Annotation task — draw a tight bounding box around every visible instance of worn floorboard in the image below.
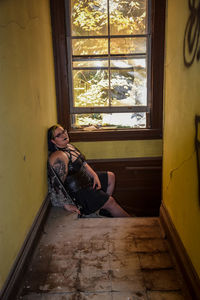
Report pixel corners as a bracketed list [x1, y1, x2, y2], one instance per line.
[16, 208, 190, 300]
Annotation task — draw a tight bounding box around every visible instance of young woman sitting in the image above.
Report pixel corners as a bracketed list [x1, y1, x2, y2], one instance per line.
[47, 124, 130, 217]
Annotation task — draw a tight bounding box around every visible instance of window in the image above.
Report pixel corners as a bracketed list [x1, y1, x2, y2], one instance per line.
[50, 0, 165, 141]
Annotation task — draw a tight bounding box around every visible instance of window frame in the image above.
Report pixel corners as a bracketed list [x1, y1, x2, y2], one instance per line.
[50, 0, 166, 142]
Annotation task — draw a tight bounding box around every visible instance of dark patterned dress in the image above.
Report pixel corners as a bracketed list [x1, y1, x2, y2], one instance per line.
[48, 145, 109, 214]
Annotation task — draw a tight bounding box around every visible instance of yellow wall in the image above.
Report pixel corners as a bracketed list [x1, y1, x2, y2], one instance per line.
[0, 0, 57, 289]
[163, 0, 200, 277]
[75, 139, 162, 160]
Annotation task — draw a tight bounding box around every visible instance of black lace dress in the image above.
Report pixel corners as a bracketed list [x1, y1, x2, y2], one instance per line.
[52, 145, 109, 215]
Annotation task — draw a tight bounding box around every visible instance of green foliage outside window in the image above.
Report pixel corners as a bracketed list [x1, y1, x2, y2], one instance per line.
[69, 0, 147, 129]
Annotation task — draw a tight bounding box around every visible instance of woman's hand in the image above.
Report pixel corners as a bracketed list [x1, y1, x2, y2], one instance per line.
[83, 163, 101, 190]
[64, 204, 80, 214]
[92, 174, 101, 190]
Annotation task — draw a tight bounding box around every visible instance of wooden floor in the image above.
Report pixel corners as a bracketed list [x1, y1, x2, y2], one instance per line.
[16, 208, 190, 299]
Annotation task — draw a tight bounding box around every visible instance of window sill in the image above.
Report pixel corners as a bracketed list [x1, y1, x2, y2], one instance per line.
[69, 128, 162, 142]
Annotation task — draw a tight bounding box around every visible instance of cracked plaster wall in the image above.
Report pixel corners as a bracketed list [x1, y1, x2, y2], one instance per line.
[163, 0, 200, 277]
[0, 0, 57, 289]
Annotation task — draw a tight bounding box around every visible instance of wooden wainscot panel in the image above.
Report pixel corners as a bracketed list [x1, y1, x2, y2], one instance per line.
[88, 157, 162, 217]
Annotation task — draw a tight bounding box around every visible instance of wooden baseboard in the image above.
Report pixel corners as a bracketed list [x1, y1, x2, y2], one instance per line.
[159, 203, 200, 300]
[0, 196, 51, 300]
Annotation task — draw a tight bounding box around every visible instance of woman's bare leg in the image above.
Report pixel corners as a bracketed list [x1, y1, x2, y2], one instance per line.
[101, 196, 130, 217]
[106, 171, 115, 196]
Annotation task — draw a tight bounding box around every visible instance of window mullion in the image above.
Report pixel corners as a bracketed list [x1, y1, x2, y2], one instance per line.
[107, 0, 111, 109]
[72, 106, 149, 114]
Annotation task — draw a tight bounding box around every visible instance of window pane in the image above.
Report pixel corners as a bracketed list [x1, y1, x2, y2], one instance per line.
[73, 69, 109, 107]
[110, 37, 146, 55]
[72, 112, 146, 128]
[110, 58, 147, 106]
[71, 0, 108, 36]
[72, 38, 108, 56]
[72, 58, 147, 107]
[110, 0, 147, 35]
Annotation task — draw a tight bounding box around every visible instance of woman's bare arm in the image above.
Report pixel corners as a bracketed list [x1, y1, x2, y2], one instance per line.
[49, 151, 80, 214]
[84, 163, 101, 190]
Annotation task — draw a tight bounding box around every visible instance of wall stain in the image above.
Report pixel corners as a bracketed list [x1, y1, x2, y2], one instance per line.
[0, 17, 39, 30]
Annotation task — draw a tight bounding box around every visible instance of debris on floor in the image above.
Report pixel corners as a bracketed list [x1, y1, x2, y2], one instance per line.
[16, 207, 190, 299]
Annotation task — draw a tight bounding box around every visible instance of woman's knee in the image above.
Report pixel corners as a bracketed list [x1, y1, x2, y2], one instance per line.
[108, 171, 115, 185]
[107, 172, 115, 195]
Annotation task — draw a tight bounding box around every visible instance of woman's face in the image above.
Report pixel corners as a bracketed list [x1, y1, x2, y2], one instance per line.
[51, 126, 69, 148]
